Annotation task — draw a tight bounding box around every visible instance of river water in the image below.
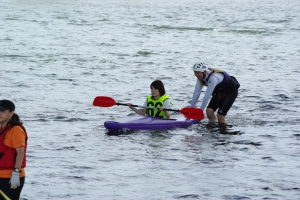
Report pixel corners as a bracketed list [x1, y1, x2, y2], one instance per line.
[1, 0, 300, 199]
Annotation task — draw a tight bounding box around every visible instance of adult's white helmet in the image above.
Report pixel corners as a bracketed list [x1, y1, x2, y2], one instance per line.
[193, 62, 208, 72]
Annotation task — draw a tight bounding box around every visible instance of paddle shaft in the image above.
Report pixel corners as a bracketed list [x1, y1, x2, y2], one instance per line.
[0, 190, 10, 200]
[117, 102, 177, 111]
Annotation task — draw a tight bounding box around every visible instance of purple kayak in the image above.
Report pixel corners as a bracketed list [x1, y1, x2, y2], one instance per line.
[104, 116, 199, 131]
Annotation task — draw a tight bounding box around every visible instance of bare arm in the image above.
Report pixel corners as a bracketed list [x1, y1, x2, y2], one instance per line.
[127, 103, 146, 116]
[164, 110, 171, 119]
[161, 99, 171, 118]
[14, 146, 24, 169]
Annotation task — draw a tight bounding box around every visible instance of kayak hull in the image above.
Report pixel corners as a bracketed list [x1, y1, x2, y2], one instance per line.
[104, 116, 199, 131]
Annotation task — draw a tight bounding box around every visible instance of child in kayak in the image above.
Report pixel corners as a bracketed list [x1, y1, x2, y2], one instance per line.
[127, 80, 172, 118]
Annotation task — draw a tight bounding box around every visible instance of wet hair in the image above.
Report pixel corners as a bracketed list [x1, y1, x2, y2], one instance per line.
[150, 80, 166, 96]
[9, 113, 23, 127]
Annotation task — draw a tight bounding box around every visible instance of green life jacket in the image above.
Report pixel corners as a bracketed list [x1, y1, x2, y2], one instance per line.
[146, 95, 170, 118]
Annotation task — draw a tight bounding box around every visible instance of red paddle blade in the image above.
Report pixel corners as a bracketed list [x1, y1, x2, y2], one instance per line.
[179, 107, 204, 120]
[93, 96, 117, 107]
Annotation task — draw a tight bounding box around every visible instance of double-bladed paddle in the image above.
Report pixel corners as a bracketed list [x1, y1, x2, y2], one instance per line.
[93, 96, 204, 120]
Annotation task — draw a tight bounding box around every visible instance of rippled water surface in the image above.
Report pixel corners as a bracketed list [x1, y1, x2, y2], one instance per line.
[1, 0, 300, 199]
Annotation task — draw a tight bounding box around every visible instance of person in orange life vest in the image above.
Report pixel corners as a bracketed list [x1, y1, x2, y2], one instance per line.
[191, 62, 240, 124]
[127, 80, 172, 118]
[0, 100, 27, 200]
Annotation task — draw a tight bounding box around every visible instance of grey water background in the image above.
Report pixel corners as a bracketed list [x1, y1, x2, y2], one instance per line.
[1, 0, 300, 199]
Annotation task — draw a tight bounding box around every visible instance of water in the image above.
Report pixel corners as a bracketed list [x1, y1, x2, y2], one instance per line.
[1, 0, 300, 199]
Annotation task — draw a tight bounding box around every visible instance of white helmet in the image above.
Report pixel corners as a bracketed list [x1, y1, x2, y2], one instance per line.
[193, 62, 208, 72]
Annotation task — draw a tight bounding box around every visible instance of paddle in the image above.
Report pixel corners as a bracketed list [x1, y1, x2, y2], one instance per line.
[93, 96, 204, 120]
[0, 190, 10, 200]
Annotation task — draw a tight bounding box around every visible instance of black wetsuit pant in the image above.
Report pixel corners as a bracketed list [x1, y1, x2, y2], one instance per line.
[0, 177, 25, 200]
[207, 89, 238, 116]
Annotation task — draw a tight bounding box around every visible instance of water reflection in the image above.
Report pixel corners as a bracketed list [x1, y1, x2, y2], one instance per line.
[203, 121, 243, 135]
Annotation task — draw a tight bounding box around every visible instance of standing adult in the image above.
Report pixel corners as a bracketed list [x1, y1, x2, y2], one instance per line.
[0, 100, 27, 200]
[190, 62, 240, 124]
